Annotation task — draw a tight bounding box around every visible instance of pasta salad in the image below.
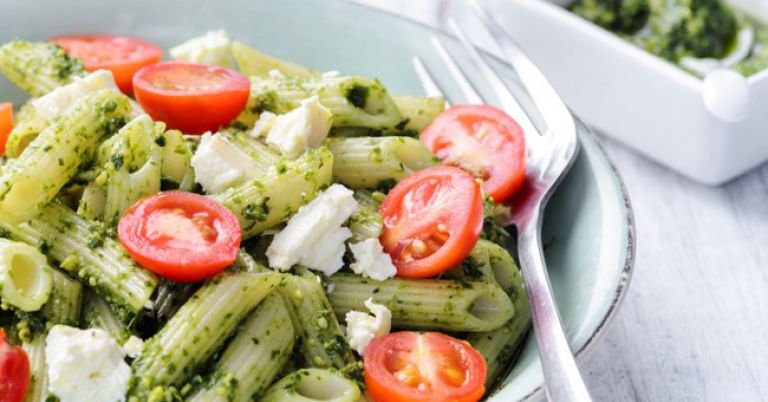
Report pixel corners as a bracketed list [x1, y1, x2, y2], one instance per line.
[0, 30, 530, 402]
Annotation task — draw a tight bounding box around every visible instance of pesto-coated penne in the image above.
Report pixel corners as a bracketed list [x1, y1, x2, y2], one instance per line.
[157, 129, 193, 187]
[278, 274, 360, 379]
[260, 368, 361, 402]
[22, 333, 51, 402]
[326, 273, 515, 332]
[101, 115, 163, 226]
[39, 268, 83, 327]
[211, 147, 333, 239]
[0, 90, 130, 223]
[82, 289, 132, 344]
[221, 130, 281, 174]
[324, 136, 438, 189]
[129, 272, 282, 396]
[0, 238, 53, 312]
[391, 95, 446, 133]
[244, 74, 403, 129]
[231, 41, 317, 79]
[4, 102, 48, 158]
[465, 241, 532, 387]
[0, 40, 85, 97]
[187, 293, 295, 402]
[349, 190, 384, 242]
[76, 182, 107, 221]
[0, 201, 157, 323]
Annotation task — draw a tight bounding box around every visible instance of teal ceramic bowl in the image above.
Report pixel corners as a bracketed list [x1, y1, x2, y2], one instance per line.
[0, 1, 635, 400]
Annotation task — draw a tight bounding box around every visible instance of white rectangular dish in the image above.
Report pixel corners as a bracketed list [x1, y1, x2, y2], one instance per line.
[493, 0, 768, 184]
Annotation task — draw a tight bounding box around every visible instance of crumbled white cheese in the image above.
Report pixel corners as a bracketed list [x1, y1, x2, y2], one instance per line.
[266, 184, 358, 275]
[268, 69, 285, 79]
[45, 325, 131, 402]
[322, 70, 341, 78]
[190, 132, 260, 193]
[169, 29, 232, 67]
[345, 298, 392, 355]
[349, 238, 397, 281]
[250, 111, 278, 138]
[265, 96, 332, 159]
[32, 70, 119, 121]
[122, 335, 144, 358]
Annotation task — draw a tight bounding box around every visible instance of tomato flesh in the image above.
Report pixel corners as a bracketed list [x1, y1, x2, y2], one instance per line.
[132, 62, 250, 134]
[118, 191, 241, 282]
[364, 332, 487, 402]
[380, 166, 483, 278]
[421, 105, 527, 203]
[0, 103, 13, 156]
[52, 35, 162, 94]
[0, 329, 30, 402]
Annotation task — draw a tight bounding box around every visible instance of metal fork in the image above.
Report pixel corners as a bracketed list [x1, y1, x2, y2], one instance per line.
[411, 1, 590, 401]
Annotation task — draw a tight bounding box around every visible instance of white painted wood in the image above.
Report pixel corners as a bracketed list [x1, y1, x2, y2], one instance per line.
[350, 1, 768, 400]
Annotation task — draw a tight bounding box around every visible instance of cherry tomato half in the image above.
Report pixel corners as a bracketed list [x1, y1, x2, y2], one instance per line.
[118, 191, 241, 282]
[0, 329, 30, 402]
[52, 35, 163, 94]
[0, 102, 13, 156]
[132, 62, 250, 134]
[364, 332, 487, 402]
[421, 105, 527, 203]
[380, 166, 483, 279]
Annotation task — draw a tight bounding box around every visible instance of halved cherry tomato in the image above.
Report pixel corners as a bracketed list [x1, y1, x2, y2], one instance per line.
[0, 102, 13, 156]
[118, 191, 241, 282]
[52, 35, 163, 94]
[421, 105, 526, 203]
[132, 62, 250, 134]
[364, 332, 487, 402]
[380, 166, 483, 279]
[0, 329, 30, 402]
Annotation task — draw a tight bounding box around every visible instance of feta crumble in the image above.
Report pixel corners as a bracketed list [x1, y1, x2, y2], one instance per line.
[32, 70, 119, 121]
[45, 325, 131, 402]
[265, 96, 332, 159]
[250, 111, 278, 138]
[345, 298, 392, 355]
[122, 335, 144, 358]
[169, 29, 232, 67]
[190, 132, 260, 193]
[266, 184, 357, 275]
[349, 238, 397, 281]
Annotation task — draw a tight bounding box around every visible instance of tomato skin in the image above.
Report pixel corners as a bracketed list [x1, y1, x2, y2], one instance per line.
[52, 35, 163, 94]
[0, 103, 13, 156]
[364, 332, 487, 402]
[0, 329, 30, 402]
[380, 166, 483, 279]
[132, 62, 250, 134]
[118, 191, 241, 282]
[421, 104, 526, 203]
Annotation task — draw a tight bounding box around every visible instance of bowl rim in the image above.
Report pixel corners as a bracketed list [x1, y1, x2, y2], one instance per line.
[338, 2, 637, 400]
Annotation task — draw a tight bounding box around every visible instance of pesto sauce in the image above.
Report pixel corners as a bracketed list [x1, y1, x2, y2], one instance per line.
[571, 0, 768, 76]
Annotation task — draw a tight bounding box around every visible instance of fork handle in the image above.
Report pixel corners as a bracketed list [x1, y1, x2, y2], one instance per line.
[518, 216, 592, 402]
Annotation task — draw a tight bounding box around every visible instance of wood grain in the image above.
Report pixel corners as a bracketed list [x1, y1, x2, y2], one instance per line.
[350, 1, 768, 400]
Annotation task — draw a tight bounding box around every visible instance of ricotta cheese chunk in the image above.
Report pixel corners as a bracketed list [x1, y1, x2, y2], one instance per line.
[265, 96, 332, 159]
[345, 298, 392, 355]
[32, 70, 119, 121]
[349, 238, 397, 281]
[191, 132, 260, 194]
[169, 29, 233, 67]
[45, 325, 131, 402]
[266, 184, 358, 275]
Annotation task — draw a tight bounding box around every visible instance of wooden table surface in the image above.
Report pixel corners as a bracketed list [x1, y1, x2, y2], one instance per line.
[351, 1, 768, 400]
